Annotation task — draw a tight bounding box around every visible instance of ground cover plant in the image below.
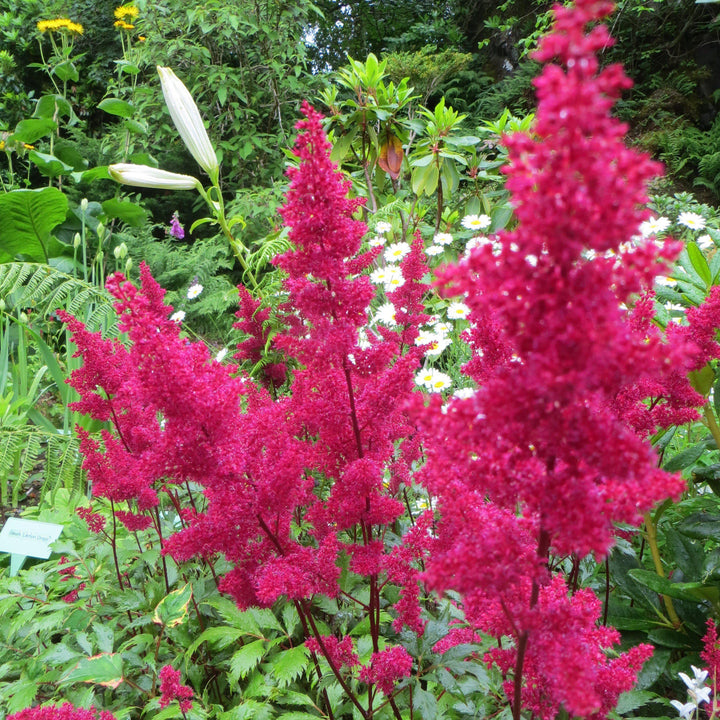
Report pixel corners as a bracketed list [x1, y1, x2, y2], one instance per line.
[8, 1, 720, 720]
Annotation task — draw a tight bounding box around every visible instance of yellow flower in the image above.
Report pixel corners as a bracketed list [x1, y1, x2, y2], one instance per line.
[37, 18, 84, 34]
[114, 5, 139, 20]
[0, 140, 5, 151]
[114, 20, 135, 30]
[138, 35, 146, 42]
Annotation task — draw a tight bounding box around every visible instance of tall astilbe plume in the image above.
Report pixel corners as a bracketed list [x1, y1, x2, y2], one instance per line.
[62, 103, 433, 708]
[414, 1, 687, 718]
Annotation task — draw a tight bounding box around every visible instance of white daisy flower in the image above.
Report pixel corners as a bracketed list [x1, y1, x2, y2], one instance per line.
[170, 310, 186, 322]
[453, 387, 475, 400]
[425, 245, 444, 256]
[375, 303, 397, 325]
[415, 329, 438, 346]
[415, 368, 451, 392]
[461, 214, 491, 231]
[655, 275, 676, 287]
[187, 283, 204, 299]
[370, 267, 390, 284]
[375, 221, 392, 234]
[369, 235, 387, 247]
[433, 321, 452, 335]
[425, 336, 452, 357]
[433, 232, 454, 246]
[697, 234, 714, 251]
[638, 216, 671, 237]
[384, 242, 411, 262]
[447, 301, 471, 320]
[678, 211, 706, 231]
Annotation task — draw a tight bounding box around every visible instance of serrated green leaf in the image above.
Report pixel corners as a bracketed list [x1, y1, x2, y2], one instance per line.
[268, 644, 308, 686]
[615, 690, 656, 714]
[229, 640, 267, 682]
[60, 653, 124, 688]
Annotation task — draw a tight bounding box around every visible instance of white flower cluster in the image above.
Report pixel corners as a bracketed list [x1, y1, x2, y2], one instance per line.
[671, 666, 712, 719]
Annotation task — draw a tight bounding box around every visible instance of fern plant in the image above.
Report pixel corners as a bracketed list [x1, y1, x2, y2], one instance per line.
[0, 262, 117, 512]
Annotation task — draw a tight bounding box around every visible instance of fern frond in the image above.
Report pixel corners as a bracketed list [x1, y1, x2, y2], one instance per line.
[0, 263, 116, 333]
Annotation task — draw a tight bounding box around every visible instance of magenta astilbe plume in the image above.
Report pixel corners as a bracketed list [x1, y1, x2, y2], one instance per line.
[8, 705, 116, 720]
[416, 0, 686, 716]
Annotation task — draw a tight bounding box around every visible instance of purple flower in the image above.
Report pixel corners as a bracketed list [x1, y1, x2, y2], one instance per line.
[169, 211, 185, 239]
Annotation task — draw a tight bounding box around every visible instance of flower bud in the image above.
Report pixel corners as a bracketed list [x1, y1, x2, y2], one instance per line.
[80, 198, 89, 212]
[125, 258, 133, 275]
[108, 163, 202, 190]
[19, 312, 28, 323]
[73, 232, 82, 249]
[157, 66, 219, 176]
[114, 242, 128, 260]
[96, 222, 105, 242]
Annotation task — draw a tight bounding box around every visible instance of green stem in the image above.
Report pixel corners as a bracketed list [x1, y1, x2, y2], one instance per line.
[644, 510, 682, 628]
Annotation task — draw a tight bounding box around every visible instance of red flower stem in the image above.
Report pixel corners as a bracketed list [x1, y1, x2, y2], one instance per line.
[153, 506, 170, 593]
[301, 599, 369, 719]
[512, 527, 551, 720]
[108, 499, 126, 591]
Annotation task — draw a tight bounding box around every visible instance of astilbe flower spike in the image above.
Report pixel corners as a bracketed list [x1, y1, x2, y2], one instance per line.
[62, 102, 433, 708]
[415, 0, 687, 717]
[8, 705, 116, 720]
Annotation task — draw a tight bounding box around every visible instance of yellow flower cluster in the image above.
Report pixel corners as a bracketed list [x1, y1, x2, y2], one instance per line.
[114, 20, 135, 30]
[114, 5, 139, 20]
[36, 18, 84, 34]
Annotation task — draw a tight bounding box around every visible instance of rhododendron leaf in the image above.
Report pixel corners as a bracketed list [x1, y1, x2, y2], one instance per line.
[677, 512, 720, 539]
[60, 653, 124, 688]
[330, 127, 358, 164]
[152, 583, 192, 628]
[628, 569, 720, 603]
[687, 242, 712, 289]
[646, 628, 693, 649]
[269, 645, 309, 687]
[663, 439, 713, 472]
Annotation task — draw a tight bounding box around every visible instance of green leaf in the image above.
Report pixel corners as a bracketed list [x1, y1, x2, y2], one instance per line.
[0, 187, 68, 263]
[687, 242, 712, 288]
[153, 583, 193, 628]
[414, 688, 438, 718]
[10, 118, 57, 144]
[268, 644, 308, 686]
[60, 653, 124, 689]
[678, 512, 720, 539]
[101, 198, 148, 228]
[34, 94, 73, 120]
[229, 640, 267, 682]
[628, 568, 720, 603]
[98, 97, 135, 118]
[28, 151, 73, 178]
[54, 60, 79, 83]
[614, 690, 656, 714]
[330, 128, 358, 164]
[663, 440, 710, 472]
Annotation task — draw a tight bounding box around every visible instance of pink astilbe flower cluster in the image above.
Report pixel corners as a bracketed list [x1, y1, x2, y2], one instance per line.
[62, 102, 433, 706]
[8, 705, 116, 720]
[414, 0, 688, 716]
[359, 645, 414, 696]
[158, 665, 194, 712]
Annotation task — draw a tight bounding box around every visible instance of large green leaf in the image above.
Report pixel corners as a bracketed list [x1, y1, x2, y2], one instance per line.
[0, 188, 68, 263]
[60, 653, 124, 689]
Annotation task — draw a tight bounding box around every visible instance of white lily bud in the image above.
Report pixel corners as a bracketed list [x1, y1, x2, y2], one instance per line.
[157, 66, 219, 176]
[108, 164, 202, 190]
